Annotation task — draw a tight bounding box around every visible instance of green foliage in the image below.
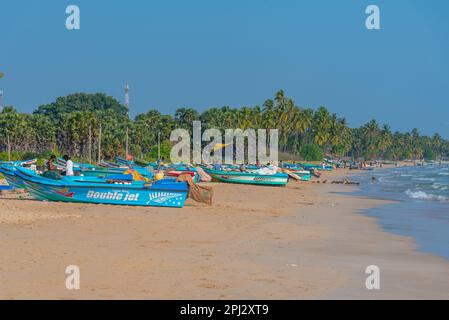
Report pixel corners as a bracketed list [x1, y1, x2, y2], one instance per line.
[299, 144, 324, 161]
[331, 145, 346, 157]
[1, 91, 449, 162]
[34, 93, 128, 122]
[423, 148, 436, 161]
[0, 151, 22, 161]
[400, 150, 413, 160]
[382, 149, 395, 161]
[144, 141, 172, 162]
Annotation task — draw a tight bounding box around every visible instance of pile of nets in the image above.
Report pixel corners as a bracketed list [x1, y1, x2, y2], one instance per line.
[176, 173, 213, 205]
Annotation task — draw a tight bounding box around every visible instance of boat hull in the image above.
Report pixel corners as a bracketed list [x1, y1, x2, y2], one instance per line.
[0, 164, 25, 189]
[291, 171, 312, 181]
[15, 168, 188, 208]
[203, 168, 289, 186]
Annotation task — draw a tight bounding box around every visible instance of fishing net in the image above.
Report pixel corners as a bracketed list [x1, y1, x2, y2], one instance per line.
[176, 173, 213, 205]
[42, 170, 63, 180]
[123, 168, 147, 181]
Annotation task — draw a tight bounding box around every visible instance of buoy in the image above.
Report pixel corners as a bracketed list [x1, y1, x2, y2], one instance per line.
[154, 172, 164, 181]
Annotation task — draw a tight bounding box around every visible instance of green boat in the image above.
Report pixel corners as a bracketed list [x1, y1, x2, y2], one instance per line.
[202, 167, 289, 186]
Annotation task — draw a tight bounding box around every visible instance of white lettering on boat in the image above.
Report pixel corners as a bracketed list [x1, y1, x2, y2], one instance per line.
[253, 177, 274, 181]
[86, 190, 139, 202]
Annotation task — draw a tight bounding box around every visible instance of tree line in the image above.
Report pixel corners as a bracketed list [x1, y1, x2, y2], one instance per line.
[1, 91, 448, 162]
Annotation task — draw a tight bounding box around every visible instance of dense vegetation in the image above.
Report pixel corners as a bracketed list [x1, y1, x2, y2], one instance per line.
[1, 91, 448, 162]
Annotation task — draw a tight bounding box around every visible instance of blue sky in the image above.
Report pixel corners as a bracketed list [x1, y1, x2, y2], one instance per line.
[1, 0, 449, 137]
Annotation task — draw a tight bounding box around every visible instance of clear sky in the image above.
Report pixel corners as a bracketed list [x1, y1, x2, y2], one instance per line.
[1, 0, 449, 137]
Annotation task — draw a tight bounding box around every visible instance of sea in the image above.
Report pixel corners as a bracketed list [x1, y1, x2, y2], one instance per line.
[350, 164, 449, 260]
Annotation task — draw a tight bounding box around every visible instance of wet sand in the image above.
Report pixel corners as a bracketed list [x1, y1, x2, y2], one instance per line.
[1, 168, 449, 299]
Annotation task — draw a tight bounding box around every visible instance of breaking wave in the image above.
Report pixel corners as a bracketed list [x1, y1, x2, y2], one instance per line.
[405, 189, 448, 202]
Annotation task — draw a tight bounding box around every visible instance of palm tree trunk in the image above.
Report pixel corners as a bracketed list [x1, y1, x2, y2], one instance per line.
[7, 133, 11, 162]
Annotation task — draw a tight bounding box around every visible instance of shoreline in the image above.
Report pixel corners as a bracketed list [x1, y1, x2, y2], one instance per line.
[345, 164, 449, 261]
[1, 168, 449, 299]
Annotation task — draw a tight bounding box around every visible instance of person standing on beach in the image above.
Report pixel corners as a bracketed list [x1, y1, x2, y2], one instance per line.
[63, 155, 74, 176]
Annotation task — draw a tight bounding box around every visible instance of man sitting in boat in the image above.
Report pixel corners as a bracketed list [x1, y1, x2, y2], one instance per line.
[46, 155, 57, 172]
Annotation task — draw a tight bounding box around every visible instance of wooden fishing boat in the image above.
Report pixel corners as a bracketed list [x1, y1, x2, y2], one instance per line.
[202, 167, 289, 186]
[15, 167, 189, 208]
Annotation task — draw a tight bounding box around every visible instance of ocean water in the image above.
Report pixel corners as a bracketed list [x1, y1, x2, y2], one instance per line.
[350, 165, 449, 260]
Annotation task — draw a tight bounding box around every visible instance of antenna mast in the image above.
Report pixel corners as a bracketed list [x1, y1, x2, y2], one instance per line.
[0, 90, 4, 113]
[125, 84, 130, 159]
[0, 71, 4, 112]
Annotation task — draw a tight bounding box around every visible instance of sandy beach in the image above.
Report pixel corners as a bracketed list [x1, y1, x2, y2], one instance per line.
[1, 168, 449, 300]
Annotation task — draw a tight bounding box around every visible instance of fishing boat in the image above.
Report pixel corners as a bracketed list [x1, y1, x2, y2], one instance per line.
[115, 157, 158, 170]
[115, 157, 135, 167]
[56, 158, 154, 179]
[134, 158, 155, 168]
[15, 167, 189, 208]
[300, 163, 334, 171]
[79, 165, 154, 179]
[0, 160, 36, 189]
[99, 160, 122, 168]
[289, 170, 312, 181]
[202, 167, 289, 186]
[166, 165, 201, 183]
[0, 185, 13, 191]
[280, 163, 312, 181]
[0, 164, 23, 189]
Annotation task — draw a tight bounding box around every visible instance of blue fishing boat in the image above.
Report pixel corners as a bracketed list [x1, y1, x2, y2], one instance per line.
[280, 163, 313, 181]
[290, 170, 312, 181]
[115, 156, 135, 167]
[0, 161, 34, 189]
[202, 167, 289, 186]
[15, 167, 189, 208]
[300, 163, 333, 171]
[56, 158, 154, 179]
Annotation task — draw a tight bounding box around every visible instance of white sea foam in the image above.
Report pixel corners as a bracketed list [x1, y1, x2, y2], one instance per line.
[405, 189, 448, 201]
[412, 177, 436, 182]
[431, 183, 449, 191]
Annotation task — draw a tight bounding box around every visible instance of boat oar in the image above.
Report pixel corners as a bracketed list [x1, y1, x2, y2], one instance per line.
[281, 169, 301, 181]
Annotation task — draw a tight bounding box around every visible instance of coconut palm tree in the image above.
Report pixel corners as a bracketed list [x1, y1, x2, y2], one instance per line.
[313, 106, 331, 147]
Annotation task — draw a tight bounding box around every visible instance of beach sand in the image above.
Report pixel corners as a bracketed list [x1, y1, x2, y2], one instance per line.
[1, 168, 449, 299]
